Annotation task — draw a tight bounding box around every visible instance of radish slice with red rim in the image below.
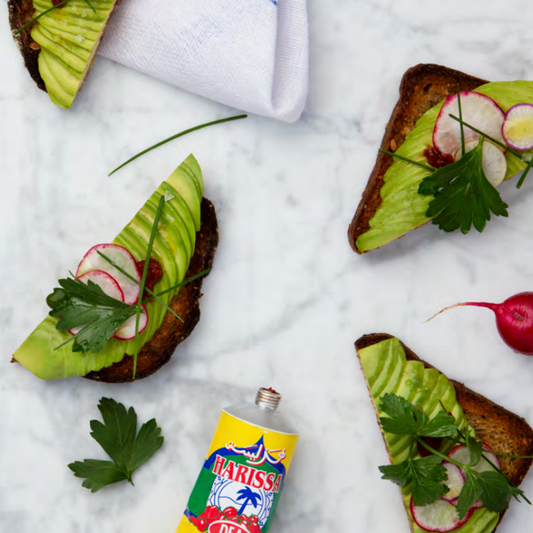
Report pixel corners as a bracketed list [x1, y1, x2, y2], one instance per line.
[454, 139, 507, 187]
[502, 103, 533, 151]
[410, 496, 473, 532]
[447, 443, 500, 510]
[433, 91, 504, 156]
[69, 270, 124, 335]
[441, 462, 465, 502]
[114, 304, 149, 340]
[77, 244, 141, 305]
[447, 444, 501, 473]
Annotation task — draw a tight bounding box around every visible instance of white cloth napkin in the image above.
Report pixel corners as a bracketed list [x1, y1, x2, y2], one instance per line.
[99, 0, 309, 122]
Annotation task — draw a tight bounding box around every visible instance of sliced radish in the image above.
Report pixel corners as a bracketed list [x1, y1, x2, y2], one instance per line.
[77, 244, 141, 305]
[411, 496, 473, 532]
[447, 444, 501, 473]
[114, 305, 149, 340]
[441, 462, 465, 502]
[69, 270, 124, 335]
[447, 443, 501, 510]
[502, 103, 533, 151]
[433, 92, 504, 156]
[454, 139, 507, 187]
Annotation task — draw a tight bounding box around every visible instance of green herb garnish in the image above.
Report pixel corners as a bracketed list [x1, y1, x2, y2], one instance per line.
[131, 195, 165, 379]
[48, 276, 137, 354]
[418, 137, 509, 233]
[109, 114, 248, 176]
[377, 393, 532, 518]
[68, 398, 164, 492]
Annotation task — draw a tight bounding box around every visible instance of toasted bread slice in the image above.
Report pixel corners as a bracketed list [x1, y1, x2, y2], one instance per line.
[8, 0, 45, 91]
[348, 64, 487, 254]
[8, 0, 120, 108]
[85, 197, 218, 383]
[355, 333, 533, 532]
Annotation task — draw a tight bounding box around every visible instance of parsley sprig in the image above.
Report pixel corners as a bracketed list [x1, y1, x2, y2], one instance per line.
[418, 137, 509, 233]
[48, 276, 137, 354]
[377, 394, 532, 518]
[68, 398, 164, 492]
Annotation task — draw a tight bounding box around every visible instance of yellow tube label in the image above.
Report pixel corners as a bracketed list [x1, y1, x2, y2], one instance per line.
[176, 409, 298, 533]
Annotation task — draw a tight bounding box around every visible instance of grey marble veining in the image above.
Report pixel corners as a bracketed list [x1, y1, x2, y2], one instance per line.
[2, 1, 533, 532]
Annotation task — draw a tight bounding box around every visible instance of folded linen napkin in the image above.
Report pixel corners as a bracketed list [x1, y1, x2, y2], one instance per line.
[99, 0, 309, 122]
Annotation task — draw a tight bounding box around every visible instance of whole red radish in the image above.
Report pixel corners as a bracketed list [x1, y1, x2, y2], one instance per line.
[429, 292, 533, 355]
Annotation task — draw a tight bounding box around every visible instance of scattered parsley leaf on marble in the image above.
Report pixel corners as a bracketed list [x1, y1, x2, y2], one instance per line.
[68, 398, 164, 492]
[418, 138, 509, 234]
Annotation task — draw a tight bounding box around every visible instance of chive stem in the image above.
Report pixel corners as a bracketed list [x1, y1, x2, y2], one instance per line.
[379, 149, 435, 172]
[132, 196, 165, 380]
[448, 114, 523, 160]
[142, 269, 210, 302]
[96, 250, 189, 323]
[15, 0, 72, 35]
[456, 85, 466, 157]
[109, 115, 248, 176]
[516, 157, 533, 189]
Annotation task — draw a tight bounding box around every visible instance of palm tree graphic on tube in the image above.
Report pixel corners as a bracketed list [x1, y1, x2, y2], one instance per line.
[236, 487, 261, 515]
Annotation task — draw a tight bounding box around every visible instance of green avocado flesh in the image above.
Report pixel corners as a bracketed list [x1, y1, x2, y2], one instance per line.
[358, 338, 500, 533]
[13, 155, 203, 380]
[31, 0, 118, 109]
[356, 81, 533, 252]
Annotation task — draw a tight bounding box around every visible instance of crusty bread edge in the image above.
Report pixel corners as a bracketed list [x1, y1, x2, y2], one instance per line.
[355, 332, 533, 531]
[347, 64, 488, 254]
[8, 0, 121, 100]
[83, 197, 219, 383]
[8, 0, 45, 91]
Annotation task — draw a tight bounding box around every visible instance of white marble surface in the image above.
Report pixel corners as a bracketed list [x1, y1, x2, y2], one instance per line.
[2, 1, 533, 532]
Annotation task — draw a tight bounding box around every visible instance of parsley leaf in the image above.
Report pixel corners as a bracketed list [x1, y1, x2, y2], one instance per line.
[477, 470, 515, 514]
[378, 393, 456, 438]
[466, 434, 483, 467]
[47, 277, 136, 354]
[456, 470, 482, 519]
[418, 138, 509, 234]
[68, 398, 164, 492]
[379, 456, 449, 506]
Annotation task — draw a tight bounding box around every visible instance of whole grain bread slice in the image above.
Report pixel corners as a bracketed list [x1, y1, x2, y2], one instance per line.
[355, 333, 533, 531]
[8, 0, 119, 96]
[8, 0, 44, 91]
[84, 197, 219, 383]
[348, 64, 488, 254]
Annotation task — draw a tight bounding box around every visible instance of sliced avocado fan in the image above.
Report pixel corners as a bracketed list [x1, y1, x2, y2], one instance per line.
[30, 0, 119, 109]
[358, 337, 500, 533]
[13, 155, 204, 380]
[356, 81, 533, 253]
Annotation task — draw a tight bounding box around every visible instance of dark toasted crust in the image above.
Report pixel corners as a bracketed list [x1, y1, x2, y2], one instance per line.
[85, 198, 219, 383]
[8, 0, 45, 91]
[8, 0, 120, 99]
[348, 64, 488, 254]
[355, 333, 533, 530]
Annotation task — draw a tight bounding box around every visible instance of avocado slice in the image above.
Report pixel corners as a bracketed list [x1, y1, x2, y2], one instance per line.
[13, 155, 203, 380]
[359, 338, 500, 533]
[356, 81, 533, 253]
[29, 0, 119, 108]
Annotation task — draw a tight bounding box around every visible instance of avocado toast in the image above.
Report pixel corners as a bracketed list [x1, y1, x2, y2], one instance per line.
[9, 0, 120, 108]
[12, 155, 219, 382]
[356, 333, 533, 533]
[348, 64, 533, 253]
